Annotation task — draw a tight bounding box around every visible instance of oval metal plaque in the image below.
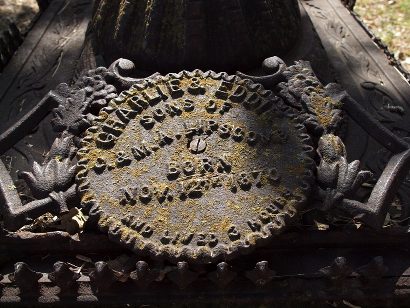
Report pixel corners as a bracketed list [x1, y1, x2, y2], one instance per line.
[76, 70, 314, 263]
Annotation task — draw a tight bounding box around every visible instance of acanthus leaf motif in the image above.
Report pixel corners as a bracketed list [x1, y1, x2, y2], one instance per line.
[20, 158, 76, 199]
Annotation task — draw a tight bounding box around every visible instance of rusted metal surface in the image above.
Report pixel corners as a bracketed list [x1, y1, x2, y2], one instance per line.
[0, 245, 409, 304]
[76, 70, 315, 263]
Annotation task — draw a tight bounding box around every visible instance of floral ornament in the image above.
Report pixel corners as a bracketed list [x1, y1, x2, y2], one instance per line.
[51, 68, 118, 136]
[20, 158, 76, 199]
[317, 134, 373, 210]
[277, 61, 345, 136]
[45, 133, 77, 163]
[51, 87, 93, 135]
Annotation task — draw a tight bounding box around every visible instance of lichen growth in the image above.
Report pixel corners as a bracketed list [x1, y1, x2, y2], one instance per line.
[76, 72, 314, 259]
[309, 92, 341, 130]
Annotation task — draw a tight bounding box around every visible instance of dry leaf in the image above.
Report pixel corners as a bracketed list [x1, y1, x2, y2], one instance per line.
[59, 208, 87, 235]
[313, 220, 330, 230]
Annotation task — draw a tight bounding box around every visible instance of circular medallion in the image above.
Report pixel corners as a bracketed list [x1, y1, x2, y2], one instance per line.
[76, 70, 314, 263]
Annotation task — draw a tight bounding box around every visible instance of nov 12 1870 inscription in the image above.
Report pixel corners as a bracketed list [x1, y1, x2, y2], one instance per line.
[76, 70, 315, 263]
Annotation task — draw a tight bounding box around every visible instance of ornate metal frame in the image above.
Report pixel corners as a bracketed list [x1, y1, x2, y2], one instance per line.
[0, 0, 409, 305]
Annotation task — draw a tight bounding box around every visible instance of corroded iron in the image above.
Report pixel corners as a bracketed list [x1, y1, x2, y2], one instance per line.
[245, 261, 276, 287]
[76, 70, 315, 263]
[207, 262, 237, 288]
[9, 262, 42, 293]
[167, 261, 199, 290]
[0, 254, 397, 303]
[129, 261, 159, 289]
[89, 261, 117, 292]
[48, 261, 81, 292]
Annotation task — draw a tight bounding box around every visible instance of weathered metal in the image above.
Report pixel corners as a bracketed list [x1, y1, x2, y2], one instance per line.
[0, 244, 405, 305]
[0, 0, 410, 305]
[76, 70, 315, 263]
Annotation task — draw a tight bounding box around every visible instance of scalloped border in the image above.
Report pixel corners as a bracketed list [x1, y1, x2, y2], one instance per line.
[76, 70, 316, 264]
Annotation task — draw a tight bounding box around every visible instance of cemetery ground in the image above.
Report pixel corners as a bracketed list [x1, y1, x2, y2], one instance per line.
[355, 0, 410, 71]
